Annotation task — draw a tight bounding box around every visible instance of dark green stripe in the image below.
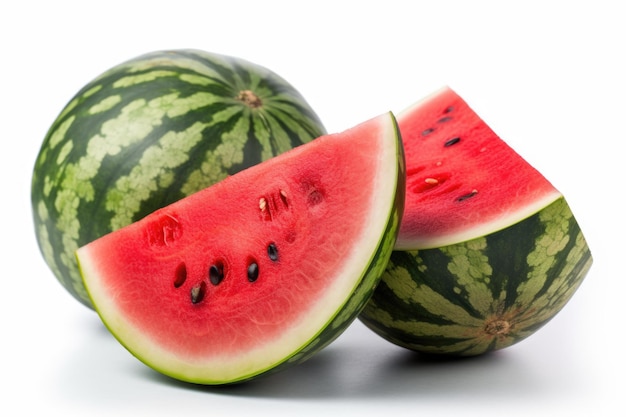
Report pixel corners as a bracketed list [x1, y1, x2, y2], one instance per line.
[359, 197, 593, 355]
[483, 209, 543, 310]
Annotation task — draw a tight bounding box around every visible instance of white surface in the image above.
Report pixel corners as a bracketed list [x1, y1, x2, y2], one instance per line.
[2, 1, 622, 416]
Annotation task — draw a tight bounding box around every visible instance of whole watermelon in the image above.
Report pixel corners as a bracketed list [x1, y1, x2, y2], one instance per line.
[31, 49, 326, 309]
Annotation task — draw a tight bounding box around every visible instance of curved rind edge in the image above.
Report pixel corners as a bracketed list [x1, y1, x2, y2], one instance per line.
[79, 113, 405, 384]
[359, 196, 592, 356]
[205, 113, 405, 384]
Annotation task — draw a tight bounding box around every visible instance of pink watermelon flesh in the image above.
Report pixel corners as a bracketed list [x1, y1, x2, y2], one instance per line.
[77, 113, 402, 384]
[396, 87, 562, 249]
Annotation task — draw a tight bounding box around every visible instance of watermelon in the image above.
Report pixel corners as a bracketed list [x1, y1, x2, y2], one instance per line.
[76, 113, 405, 384]
[359, 87, 592, 355]
[31, 49, 326, 309]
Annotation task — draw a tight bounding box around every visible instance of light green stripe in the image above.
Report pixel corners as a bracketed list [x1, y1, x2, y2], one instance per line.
[89, 95, 122, 114]
[179, 73, 214, 86]
[166, 91, 222, 118]
[56, 85, 101, 122]
[384, 262, 483, 327]
[441, 237, 493, 314]
[268, 103, 320, 139]
[517, 198, 571, 307]
[252, 112, 274, 161]
[260, 112, 297, 156]
[517, 230, 591, 330]
[113, 70, 178, 88]
[83, 84, 103, 98]
[53, 96, 169, 279]
[106, 121, 209, 229]
[180, 106, 249, 195]
[56, 141, 73, 165]
[36, 201, 61, 283]
[49, 115, 75, 149]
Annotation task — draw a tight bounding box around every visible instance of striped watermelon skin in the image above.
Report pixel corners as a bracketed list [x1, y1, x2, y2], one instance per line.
[31, 49, 326, 309]
[359, 197, 592, 356]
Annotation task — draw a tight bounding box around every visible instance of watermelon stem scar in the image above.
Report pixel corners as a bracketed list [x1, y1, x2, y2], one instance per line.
[236, 89, 263, 108]
[484, 319, 511, 336]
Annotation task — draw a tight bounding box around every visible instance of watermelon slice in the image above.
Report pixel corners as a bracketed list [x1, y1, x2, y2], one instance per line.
[77, 113, 404, 384]
[359, 87, 592, 356]
[395, 86, 562, 250]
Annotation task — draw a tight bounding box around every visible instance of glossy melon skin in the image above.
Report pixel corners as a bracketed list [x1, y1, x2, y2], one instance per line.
[78, 113, 405, 384]
[31, 49, 326, 309]
[360, 196, 592, 356]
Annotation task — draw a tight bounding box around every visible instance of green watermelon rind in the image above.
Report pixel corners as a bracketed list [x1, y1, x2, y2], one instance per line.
[359, 196, 592, 356]
[281, 135, 406, 374]
[200, 188, 403, 384]
[32, 49, 326, 309]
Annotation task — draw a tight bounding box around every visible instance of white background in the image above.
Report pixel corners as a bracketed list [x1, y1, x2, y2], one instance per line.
[2, 1, 622, 415]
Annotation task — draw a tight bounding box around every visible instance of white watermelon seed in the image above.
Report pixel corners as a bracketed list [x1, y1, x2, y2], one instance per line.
[190, 282, 207, 304]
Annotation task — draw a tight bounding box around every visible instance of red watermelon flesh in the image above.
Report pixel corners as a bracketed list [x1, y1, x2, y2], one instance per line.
[396, 87, 562, 250]
[77, 112, 403, 384]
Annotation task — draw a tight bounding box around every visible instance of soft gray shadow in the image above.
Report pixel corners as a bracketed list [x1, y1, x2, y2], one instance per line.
[57, 315, 581, 403]
[138, 334, 539, 400]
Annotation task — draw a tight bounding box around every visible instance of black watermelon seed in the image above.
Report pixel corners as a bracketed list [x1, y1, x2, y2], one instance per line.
[444, 105, 454, 113]
[268, 243, 279, 261]
[209, 264, 224, 286]
[174, 262, 187, 288]
[247, 262, 259, 282]
[190, 282, 207, 304]
[422, 128, 435, 136]
[457, 190, 478, 202]
[437, 116, 452, 123]
[444, 137, 461, 147]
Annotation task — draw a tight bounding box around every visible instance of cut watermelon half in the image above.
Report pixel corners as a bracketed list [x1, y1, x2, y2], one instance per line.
[77, 113, 404, 384]
[359, 87, 591, 356]
[395, 86, 562, 250]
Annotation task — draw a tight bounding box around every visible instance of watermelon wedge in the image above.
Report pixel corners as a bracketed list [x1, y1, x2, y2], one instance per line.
[359, 88, 592, 355]
[395, 87, 562, 250]
[77, 113, 404, 384]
